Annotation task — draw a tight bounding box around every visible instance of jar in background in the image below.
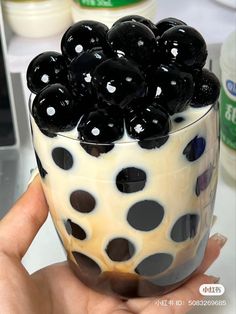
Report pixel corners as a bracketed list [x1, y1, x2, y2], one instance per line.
[2, 0, 72, 38]
[71, 0, 157, 28]
[220, 30, 236, 180]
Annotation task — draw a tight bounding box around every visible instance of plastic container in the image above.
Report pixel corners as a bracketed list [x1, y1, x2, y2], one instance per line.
[30, 98, 219, 298]
[220, 30, 236, 180]
[71, 0, 157, 28]
[2, 0, 72, 38]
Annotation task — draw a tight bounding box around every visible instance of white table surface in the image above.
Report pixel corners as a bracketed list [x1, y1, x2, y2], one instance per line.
[6, 0, 236, 312]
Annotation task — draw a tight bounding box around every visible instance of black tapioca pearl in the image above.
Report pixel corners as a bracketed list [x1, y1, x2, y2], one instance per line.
[171, 214, 200, 242]
[80, 143, 114, 157]
[105, 238, 135, 262]
[174, 116, 185, 123]
[52, 147, 73, 170]
[41, 129, 57, 138]
[64, 219, 86, 240]
[72, 251, 101, 276]
[70, 190, 96, 213]
[135, 253, 173, 277]
[138, 136, 169, 150]
[127, 200, 164, 231]
[183, 136, 206, 162]
[35, 151, 47, 178]
[116, 167, 147, 193]
[151, 258, 194, 286]
[195, 165, 214, 196]
[64, 219, 72, 234]
[152, 233, 209, 286]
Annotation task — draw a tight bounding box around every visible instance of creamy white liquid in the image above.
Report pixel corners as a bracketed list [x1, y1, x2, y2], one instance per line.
[31, 103, 219, 284]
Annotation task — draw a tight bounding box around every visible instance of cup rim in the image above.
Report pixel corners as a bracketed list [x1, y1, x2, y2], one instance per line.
[29, 94, 217, 145]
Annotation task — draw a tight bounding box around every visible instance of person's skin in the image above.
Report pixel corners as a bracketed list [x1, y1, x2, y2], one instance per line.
[0, 176, 227, 314]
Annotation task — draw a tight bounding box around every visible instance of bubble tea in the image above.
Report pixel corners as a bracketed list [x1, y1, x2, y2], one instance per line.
[27, 16, 220, 298]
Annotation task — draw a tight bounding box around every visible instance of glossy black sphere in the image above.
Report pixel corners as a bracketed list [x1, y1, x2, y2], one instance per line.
[77, 109, 124, 143]
[124, 97, 150, 114]
[160, 25, 207, 70]
[68, 49, 108, 111]
[92, 57, 147, 109]
[155, 17, 186, 38]
[112, 15, 157, 35]
[191, 69, 220, 107]
[61, 20, 110, 62]
[147, 64, 194, 115]
[126, 102, 170, 148]
[107, 21, 159, 66]
[32, 84, 78, 134]
[27, 51, 67, 94]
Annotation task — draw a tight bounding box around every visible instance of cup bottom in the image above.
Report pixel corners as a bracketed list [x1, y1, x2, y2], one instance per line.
[64, 231, 209, 299]
[68, 258, 196, 299]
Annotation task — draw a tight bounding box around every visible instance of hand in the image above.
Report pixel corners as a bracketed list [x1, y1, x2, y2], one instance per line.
[0, 176, 226, 314]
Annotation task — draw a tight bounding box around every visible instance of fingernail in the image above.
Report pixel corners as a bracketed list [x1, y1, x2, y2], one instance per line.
[209, 276, 220, 284]
[27, 168, 39, 188]
[211, 233, 228, 248]
[211, 215, 217, 227]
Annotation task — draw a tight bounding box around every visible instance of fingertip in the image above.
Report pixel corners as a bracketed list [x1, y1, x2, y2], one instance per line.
[197, 233, 226, 275]
[184, 273, 220, 299]
[208, 275, 220, 284]
[210, 233, 228, 249]
[0, 173, 49, 259]
[206, 237, 221, 260]
[27, 169, 40, 189]
[27, 174, 47, 209]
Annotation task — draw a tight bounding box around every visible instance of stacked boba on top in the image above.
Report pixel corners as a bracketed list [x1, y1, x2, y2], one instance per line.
[27, 16, 220, 153]
[27, 17, 220, 299]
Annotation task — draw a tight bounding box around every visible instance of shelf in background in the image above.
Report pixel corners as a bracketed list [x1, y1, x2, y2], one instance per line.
[6, 0, 236, 73]
[7, 33, 62, 73]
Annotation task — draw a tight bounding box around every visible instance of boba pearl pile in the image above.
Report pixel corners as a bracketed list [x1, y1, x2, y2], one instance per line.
[28, 16, 220, 297]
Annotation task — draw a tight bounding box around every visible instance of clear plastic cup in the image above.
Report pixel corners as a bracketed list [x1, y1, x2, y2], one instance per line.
[29, 100, 219, 298]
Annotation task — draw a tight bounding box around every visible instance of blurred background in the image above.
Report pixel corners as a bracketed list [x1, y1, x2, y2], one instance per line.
[0, 1, 235, 313]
